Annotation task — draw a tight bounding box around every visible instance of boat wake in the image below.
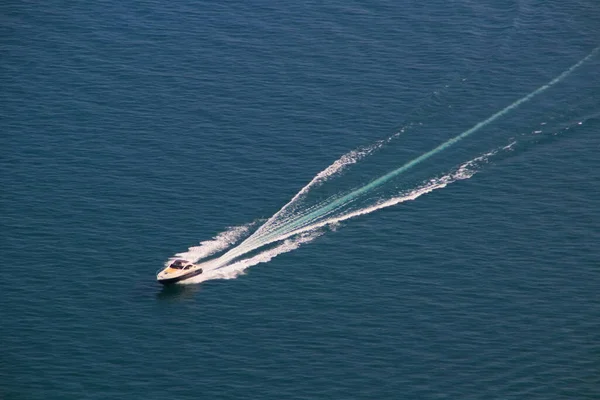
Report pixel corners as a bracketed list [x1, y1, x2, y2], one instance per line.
[180, 145, 505, 284]
[168, 46, 598, 285]
[167, 222, 255, 267]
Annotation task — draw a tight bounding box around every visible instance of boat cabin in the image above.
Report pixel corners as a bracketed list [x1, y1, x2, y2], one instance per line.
[168, 259, 195, 270]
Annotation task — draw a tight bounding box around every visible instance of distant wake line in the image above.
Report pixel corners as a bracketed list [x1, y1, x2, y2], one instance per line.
[173, 47, 599, 283]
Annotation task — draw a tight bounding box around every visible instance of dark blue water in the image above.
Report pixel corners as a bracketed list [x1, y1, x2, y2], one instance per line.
[2, 1, 599, 399]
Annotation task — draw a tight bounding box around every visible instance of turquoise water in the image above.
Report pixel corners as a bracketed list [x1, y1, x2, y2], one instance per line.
[2, 1, 599, 399]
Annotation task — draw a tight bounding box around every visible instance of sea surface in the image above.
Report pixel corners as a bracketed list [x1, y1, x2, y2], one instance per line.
[2, 1, 599, 399]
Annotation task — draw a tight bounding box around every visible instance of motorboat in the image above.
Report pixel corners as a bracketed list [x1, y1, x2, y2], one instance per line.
[157, 259, 203, 285]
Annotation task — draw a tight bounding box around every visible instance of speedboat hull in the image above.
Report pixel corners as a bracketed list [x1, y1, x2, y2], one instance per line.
[157, 259, 204, 285]
[157, 267, 203, 285]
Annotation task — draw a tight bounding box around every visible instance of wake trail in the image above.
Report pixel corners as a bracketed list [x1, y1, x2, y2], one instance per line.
[251, 140, 390, 239]
[220, 46, 599, 263]
[182, 231, 323, 284]
[169, 46, 598, 282]
[169, 223, 255, 265]
[225, 146, 500, 262]
[197, 145, 504, 280]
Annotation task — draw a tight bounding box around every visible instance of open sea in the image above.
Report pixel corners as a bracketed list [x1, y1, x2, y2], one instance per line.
[2, 1, 599, 399]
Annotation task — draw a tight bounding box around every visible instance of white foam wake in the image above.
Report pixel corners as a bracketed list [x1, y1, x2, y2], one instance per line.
[217, 46, 599, 263]
[178, 146, 502, 284]
[167, 46, 597, 284]
[182, 231, 323, 284]
[244, 146, 500, 248]
[253, 128, 415, 239]
[168, 222, 255, 265]
[253, 139, 391, 237]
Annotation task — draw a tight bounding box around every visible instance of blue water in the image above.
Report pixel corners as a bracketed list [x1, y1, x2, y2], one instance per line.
[2, 1, 599, 399]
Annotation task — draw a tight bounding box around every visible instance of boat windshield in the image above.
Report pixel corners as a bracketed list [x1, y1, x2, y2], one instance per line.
[169, 260, 186, 269]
